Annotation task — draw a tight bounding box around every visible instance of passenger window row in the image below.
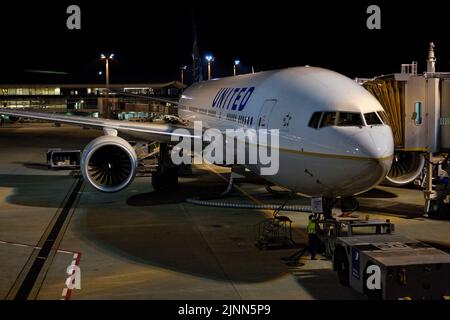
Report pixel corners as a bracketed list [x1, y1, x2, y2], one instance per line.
[238, 115, 253, 126]
[308, 111, 385, 129]
[226, 113, 254, 126]
[180, 104, 255, 126]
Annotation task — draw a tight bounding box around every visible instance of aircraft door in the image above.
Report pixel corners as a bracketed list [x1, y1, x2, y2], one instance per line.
[257, 99, 277, 128]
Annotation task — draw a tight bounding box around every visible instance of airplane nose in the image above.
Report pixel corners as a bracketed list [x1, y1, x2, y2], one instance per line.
[346, 128, 394, 187]
[308, 126, 395, 196]
[368, 128, 394, 167]
[349, 129, 393, 160]
[368, 130, 394, 160]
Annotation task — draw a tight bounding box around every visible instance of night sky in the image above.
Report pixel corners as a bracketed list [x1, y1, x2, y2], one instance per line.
[1, 1, 450, 84]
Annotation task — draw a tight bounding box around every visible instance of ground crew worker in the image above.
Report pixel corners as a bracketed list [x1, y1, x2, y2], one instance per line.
[282, 215, 319, 262]
[307, 215, 318, 260]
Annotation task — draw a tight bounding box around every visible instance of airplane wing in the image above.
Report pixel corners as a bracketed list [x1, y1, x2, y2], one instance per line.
[0, 108, 200, 143]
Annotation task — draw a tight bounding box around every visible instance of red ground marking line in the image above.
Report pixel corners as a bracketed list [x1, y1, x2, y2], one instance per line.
[62, 252, 82, 300]
[0, 239, 82, 300]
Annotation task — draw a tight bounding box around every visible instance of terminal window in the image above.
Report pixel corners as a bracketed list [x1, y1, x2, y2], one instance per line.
[414, 102, 422, 125]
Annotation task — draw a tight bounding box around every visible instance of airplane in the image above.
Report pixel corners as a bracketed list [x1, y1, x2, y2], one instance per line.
[0, 66, 394, 216]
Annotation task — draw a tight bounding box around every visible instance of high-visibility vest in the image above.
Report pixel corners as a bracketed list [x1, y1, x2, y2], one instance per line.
[307, 221, 316, 234]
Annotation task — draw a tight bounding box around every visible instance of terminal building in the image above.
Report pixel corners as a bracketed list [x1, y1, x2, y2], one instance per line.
[0, 81, 186, 120]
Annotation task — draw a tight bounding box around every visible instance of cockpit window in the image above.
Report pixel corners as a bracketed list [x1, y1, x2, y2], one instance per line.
[377, 111, 389, 125]
[308, 112, 322, 129]
[337, 112, 363, 127]
[312, 111, 375, 129]
[319, 112, 336, 128]
[364, 112, 383, 125]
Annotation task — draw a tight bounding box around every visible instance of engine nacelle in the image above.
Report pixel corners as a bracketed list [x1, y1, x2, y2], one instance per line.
[384, 151, 425, 187]
[81, 135, 138, 192]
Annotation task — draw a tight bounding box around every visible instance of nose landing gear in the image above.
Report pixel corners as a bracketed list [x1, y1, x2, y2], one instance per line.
[315, 196, 359, 220]
[339, 196, 359, 217]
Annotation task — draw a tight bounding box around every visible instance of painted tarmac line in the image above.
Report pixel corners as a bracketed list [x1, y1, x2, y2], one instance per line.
[0, 239, 79, 255]
[2, 238, 83, 300]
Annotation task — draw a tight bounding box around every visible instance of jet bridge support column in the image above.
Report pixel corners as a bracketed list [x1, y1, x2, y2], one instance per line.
[424, 153, 450, 218]
[424, 152, 434, 214]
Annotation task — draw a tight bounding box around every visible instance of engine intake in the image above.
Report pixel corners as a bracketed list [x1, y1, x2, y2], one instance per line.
[81, 136, 138, 192]
[384, 151, 425, 186]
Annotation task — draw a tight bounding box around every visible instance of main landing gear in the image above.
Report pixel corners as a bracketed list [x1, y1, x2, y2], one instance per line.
[151, 143, 179, 190]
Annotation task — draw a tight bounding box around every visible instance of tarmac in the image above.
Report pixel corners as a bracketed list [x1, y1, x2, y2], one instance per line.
[0, 123, 448, 300]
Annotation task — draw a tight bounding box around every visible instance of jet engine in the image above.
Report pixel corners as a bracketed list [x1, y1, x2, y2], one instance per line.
[384, 151, 425, 186]
[81, 135, 138, 192]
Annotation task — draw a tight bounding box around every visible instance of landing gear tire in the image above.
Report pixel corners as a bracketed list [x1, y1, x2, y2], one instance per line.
[151, 143, 179, 191]
[335, 248, 349, 287]
[151, 168, 179, 191]
[341, 196, 359, 212]
[322, 197, 335, 220]
[151, 171, 163, 190]
[167, 167, 179, 189]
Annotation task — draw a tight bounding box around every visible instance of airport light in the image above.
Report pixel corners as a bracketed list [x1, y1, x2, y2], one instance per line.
[233, 60, 240, 76]
[205, 55, 214, 80]
[100, 53, 115, 117]
[180, 65, 187, 85]
[100, 53, 115, 89]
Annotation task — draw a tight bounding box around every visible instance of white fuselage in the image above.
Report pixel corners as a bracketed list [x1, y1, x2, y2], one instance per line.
[178, 67, 394, 197]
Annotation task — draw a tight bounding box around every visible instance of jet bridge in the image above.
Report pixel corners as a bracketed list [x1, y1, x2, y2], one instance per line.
[362, 43, 450, 217]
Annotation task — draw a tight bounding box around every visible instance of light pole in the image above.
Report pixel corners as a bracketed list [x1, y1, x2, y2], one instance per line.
[180, 65, 187, 85]
[206, 55, 214, 80]
[101, 53, 114, 90]
[233, 59, 240, 76]
[101, 53, 114, 118]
